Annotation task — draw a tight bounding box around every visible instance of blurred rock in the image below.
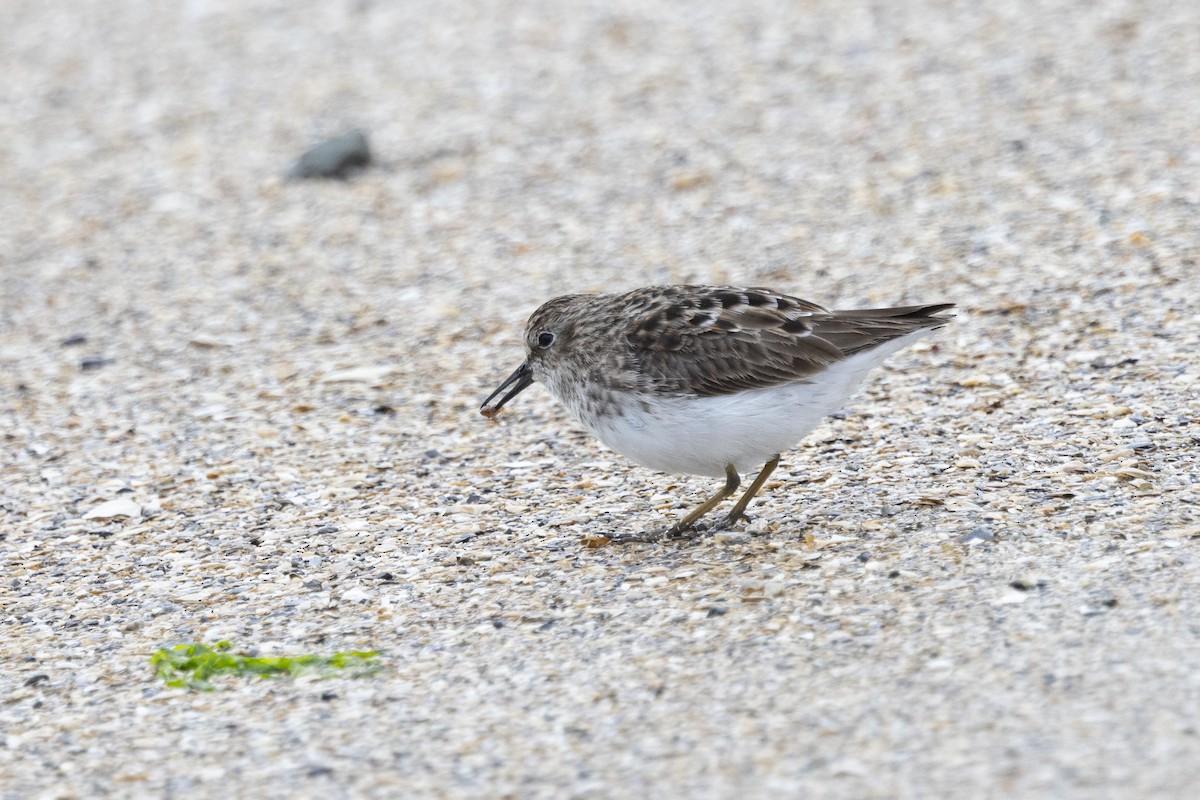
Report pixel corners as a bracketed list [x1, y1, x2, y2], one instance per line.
[287, 130, 371, 180]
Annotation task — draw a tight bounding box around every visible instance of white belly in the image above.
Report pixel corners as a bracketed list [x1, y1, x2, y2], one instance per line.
[583, 355, 878, 474]
[574, 341, 918, 477]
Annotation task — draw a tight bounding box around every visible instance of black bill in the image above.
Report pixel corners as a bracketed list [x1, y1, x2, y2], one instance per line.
[480, 362, 534, 418]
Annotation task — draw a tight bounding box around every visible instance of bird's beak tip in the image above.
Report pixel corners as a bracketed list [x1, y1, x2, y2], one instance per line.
[480, 362, 534, 419]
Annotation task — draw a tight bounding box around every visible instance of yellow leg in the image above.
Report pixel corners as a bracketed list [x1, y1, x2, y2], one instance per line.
[721, 455, 780, 528]
[609, 465, 740, 544]
[665, 464, 741, 537]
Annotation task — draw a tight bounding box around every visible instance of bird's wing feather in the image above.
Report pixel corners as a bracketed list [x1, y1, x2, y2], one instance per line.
[625, 286, 952, 397]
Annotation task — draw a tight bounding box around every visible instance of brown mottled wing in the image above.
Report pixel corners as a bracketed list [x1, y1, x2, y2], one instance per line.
[627, 286, 953, 397]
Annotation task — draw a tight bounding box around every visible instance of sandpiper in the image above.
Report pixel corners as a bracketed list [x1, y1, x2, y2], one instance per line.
[482, 285, 952, 542]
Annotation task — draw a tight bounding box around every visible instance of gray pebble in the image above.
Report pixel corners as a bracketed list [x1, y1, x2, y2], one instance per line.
[960, 526, 995, 544]
[287, 130, 371, 180]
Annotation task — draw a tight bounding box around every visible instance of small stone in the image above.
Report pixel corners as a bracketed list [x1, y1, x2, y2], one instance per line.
[81, 497, 141, 520]
[340, 587, 370, 603]
[287, 130, 371, 179]
[1009, 577, 1046, 591]
[960, 526, 994, 544]
[80, 356, 112, 371]
[994, 588, 1028, 605]
[1113, 467, 1154, 481]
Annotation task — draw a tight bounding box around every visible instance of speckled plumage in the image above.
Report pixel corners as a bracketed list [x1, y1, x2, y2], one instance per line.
[482, 285, 953, 541]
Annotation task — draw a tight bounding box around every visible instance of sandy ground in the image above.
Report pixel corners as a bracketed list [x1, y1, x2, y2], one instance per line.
[2, 0, 1199, 797]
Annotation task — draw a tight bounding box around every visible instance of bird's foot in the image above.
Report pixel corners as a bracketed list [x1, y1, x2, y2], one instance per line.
[606, 530, 665, 544]
[607, 522, 707, 544]
[713, 512, 752, 532]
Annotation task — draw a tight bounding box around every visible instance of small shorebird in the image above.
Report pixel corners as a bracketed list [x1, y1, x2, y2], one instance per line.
[481, 285, 952, 542]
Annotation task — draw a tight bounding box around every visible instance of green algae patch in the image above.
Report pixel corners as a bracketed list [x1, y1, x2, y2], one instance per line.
[151, 641, 381, 691]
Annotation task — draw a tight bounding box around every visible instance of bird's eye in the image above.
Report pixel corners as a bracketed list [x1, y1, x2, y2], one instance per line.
[537, 331, 555, 349]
